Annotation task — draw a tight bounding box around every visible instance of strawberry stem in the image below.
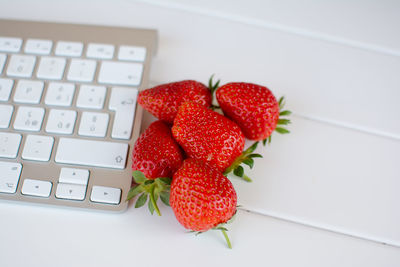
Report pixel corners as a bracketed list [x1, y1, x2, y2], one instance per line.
[149, 184, 161, 216]
[221, 229, 232, 249]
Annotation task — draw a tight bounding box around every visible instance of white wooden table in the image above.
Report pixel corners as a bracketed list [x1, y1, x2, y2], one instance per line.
[0, 0, 399, 266]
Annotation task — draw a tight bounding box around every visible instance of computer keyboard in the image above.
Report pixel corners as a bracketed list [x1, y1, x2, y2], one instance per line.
[0, 19, 157, 212]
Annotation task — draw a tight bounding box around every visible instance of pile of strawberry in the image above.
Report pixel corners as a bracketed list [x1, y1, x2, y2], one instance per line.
[127, 77, 291, 248]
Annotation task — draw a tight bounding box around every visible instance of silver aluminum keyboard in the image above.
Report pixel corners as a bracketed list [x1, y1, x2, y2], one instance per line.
[0, 19, 157, 212]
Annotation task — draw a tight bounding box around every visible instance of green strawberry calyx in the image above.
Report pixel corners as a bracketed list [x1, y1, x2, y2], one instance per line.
[223, 141, 263, 182]
[208, 74, 221, 110]
[126, 170, 171, 216]
[263, 96, 292, 145]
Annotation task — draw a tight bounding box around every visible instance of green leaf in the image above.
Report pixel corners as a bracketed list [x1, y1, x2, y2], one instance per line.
[158, 177, 172, 185]
[279, 110, 292, 116]
[242, 158, 254, 169]
[160, 191, 170, 206]
[278, 118, 291, 125]
[275, 127, 290, 134]
[245, 141, 259, 154]
[135, 193, 148, 208]
[278, 96, 285, 109]
[144, 179, 154, 185]
[268, 135, 272, 144]
[126, 184, 143, 201]
[148, 196, 155, 215]
[233, 165, 244, 177]
[248, 153, 263, 158]
[132, 170, 147, 184]
[262, 138, 267, 146]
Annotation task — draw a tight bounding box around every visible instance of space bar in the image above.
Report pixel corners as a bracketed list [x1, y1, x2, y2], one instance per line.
[55, 138, 128, 169]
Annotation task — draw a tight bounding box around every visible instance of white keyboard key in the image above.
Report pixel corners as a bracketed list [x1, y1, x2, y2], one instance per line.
[13, 79, 44, 104]
[0, 78, 14, 101]
[118, 46, 146, 62]
[59, 168, 89, 185]
[67, 59, 96, 82]
[45, 82, 75, 106]
[76, 85, 106, 109]
[24, 39, 53, 55]
[98, 61, 143, 86]
[0, 37, 22, 53]
[0, 53, 6, 74]
[0, 104, 13, 128]
[0, 132, 22, 159]
[45, 109, 76, 135]
[56, 183, 86, 200]
[21, 179, 52, 197]
[90, 186, 121, 204]
[55, 41, 83, 57]
[7, 54, 36, 78]
[22, 135, 54, 162]
[78, 112, 109, 137]
[86, 43, 114, 59]
[55, 137, 128, 169]
[36, 56, 66, 80]
[109, 87, 138, 140]
[0, 162, 22, 194]
[13, 106, 45, 132]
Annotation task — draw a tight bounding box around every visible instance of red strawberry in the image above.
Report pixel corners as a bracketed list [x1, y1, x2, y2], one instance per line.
[128, 120, 184, 216]
[172, 102, 245, 173]
[138, 80, 212, 124]
[216, 82, 291, 143]
[170, 158, 237, 248]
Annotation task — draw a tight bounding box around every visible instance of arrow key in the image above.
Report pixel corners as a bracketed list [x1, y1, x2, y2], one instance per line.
[90, 186, 121, 205]
[55, 183, 87, 201]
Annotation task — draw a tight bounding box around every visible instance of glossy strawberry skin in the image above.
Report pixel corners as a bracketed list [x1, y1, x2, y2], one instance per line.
[170, 158, 237, 232]
[172, 102, 245, 172]
[138, 80, 212, 124]
[131, 120, 184, 179]
[216, 82, 280, 140]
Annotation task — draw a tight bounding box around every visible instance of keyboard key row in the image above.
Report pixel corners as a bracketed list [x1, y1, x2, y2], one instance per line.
[0, 37, 146, 62]
[2, 54, 143, 86]
[0, 161, 121, 204]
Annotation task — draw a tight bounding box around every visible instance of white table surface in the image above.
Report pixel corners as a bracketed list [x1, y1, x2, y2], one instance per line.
[0, 0, 399, 266]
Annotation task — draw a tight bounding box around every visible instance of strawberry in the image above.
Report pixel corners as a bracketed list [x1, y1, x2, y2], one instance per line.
[138, 80, 213, 124]
[170, 158, 237, 248]
[216, 82, 291, 144]
[172, 102, 245, 173]
[128, 120, 184, 216]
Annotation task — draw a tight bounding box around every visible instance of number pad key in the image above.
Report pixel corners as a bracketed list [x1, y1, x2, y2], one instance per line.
[13, 79, 44, 104]
[22, 135, 54, 162]
[45, 82, 75, 106]
[0, 161, 22, 194]
[13, 106, 45, 132]
[45, 109, 77, 135]
[78, 112, 109, 137]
